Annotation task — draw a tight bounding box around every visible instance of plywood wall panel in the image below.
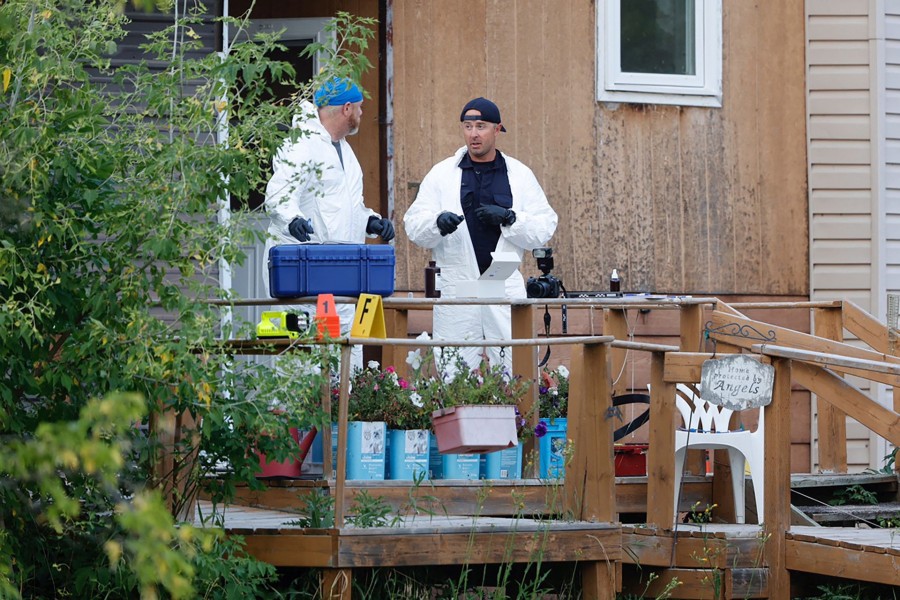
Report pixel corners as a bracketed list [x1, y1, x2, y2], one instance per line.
[392, 0, 806, 296]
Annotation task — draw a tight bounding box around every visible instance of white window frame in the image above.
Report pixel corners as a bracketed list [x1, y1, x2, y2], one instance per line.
[242, 18, 333, 74]
[596, 0, 722, 108]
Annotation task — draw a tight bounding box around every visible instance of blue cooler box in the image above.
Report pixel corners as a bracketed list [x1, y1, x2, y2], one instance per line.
[269, 244, 395, 298]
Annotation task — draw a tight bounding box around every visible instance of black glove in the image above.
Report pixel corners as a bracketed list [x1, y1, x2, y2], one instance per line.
[474, 205, 516, 227]
[288, 217, 314, 242]
[366, 216, 395, 242]
[436, 212, 464, 236]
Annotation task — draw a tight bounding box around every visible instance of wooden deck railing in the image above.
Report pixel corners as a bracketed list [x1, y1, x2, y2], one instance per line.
[720, 300, 900, 473]
[185, 295, 900, 598]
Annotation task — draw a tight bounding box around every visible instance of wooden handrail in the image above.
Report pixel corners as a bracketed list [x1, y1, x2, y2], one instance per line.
[841, 300, 891, 353]
[610, 340, 679, 353]
[752, 343, 900, 376]
[203, 296, 720, 309]
[728, 300, 842, 310]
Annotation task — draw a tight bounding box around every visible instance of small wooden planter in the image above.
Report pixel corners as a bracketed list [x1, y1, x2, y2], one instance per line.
[431, 405, 518, 454]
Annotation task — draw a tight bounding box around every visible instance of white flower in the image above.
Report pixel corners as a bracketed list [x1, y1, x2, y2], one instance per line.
[557, 365, 569, 379]
[416, 332, 431, 341]
[406, 348, 422, 370]
[367, 360, 380, 370]
[410, 392, 423, 408]
[388, 371, 399, 385]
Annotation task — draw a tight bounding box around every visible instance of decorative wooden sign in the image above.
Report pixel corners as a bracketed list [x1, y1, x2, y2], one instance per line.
[700, 354, 774, 410]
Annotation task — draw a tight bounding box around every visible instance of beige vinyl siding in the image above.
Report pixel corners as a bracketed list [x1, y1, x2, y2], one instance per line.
[886, 13, 900, 299]
[806, 0, 874, 471]
[880, 8, 900, 466]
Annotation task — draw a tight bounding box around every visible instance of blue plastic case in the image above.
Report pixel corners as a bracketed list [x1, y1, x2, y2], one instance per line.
[268, 244, 395, 298]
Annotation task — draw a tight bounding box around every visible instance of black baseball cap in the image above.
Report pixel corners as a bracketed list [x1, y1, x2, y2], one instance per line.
[460, 97, 507, 132]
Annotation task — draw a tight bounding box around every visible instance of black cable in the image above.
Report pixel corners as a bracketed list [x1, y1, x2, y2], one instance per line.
[538, 305, 551, 367]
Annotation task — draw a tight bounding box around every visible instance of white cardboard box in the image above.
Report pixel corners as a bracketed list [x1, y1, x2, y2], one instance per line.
[456, 251, 520, 298]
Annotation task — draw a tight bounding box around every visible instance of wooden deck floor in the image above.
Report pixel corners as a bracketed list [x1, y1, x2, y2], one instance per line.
[197, 501, 621, 569]
[196, 501, 900, 591]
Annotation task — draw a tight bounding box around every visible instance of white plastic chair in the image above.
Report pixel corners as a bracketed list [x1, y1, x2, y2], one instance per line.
[673, 383, 765, 524]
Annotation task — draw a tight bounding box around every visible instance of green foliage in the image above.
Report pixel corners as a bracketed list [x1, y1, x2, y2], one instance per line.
[417, 348, 529, 411]
[347, 490, 398, 528]
[829, 484, 878, 506]
[866, 447, 898, 475]
[686, 502, 717, 524]
[799, 581, 900, 600]
[0, 0, 376, 596]
[191, 535, 280, 600]
[290, 490, 336, 529]
[342, 361, 429, 430]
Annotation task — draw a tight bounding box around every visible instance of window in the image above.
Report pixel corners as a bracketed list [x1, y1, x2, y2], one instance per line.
[596, 0, 722, 107]
[229, 18, 329, 211]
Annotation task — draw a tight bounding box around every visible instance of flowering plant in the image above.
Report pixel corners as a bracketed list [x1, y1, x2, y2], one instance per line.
[412, 347, 529, 411]
[338, 361, 431, 430]
[538, 365, 569, 421]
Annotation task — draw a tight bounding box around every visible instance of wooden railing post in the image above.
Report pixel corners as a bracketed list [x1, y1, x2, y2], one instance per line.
[645, 351, 676, 528]
[814, 307, 848, 472]
[333, 344, 353, 529]
[382, 307, 409, 376]
[566, 342, 614, 522]
[604, 308, 629, 396]
[511, 304, 538, 477]
[764, 357, 793, 600]
[679, 304, 706, 475]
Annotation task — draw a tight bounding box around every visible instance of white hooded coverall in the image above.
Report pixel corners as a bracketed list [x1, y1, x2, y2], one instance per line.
[403, 147, 558, 370]
[263, 101, 380, 366]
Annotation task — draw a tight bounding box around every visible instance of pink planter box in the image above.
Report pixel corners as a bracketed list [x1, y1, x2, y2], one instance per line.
[431, 405, 518, 454]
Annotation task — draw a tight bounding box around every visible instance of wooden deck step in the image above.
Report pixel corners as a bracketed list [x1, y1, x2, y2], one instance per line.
[795, 501, 900, 525]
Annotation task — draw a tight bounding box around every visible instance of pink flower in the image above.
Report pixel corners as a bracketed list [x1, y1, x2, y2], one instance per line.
[398, 379, 409, 389]
[386, 366, 396, 374]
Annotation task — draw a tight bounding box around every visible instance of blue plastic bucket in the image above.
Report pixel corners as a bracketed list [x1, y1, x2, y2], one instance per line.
[387, 429, 430, 480]
[331, 422, 386, 480]
[428, 433, 479, 479]
[538, 418, 568, 479]
[481, 444, 523, 479]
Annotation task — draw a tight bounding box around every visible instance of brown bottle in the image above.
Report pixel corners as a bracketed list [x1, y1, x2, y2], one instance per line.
[425, 261, 441, 298]
[610, 268, 621, 293]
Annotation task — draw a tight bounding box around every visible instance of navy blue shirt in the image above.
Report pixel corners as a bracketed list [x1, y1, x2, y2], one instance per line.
[459, 151, 513, 274]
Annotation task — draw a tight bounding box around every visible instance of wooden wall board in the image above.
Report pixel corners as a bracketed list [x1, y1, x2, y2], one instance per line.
[334, 526, 621, 567]
[241, 533, 336, 567]
[621, 526, 769, 569]
[785, 539, 900, 586]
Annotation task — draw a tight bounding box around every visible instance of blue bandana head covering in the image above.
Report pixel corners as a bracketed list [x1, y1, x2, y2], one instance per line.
[314, 77, 364, 107]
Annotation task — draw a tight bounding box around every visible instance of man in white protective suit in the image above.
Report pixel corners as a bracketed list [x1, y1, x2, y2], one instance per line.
[263, 77, 395, 370]
[403, 97, 557, 372]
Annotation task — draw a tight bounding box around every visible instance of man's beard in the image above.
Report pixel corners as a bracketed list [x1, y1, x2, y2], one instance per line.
[347, 114, 360, 136]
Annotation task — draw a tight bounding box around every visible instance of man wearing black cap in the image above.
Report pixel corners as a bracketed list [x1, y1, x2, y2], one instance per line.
[404, 97, 558, 371]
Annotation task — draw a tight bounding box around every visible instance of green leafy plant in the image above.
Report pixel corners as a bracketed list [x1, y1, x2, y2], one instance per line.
[829, 484, 878, 506]
[347, 490, 399, 528]
[290, 490, 336, 529]
[339, 361, 430, 430]
[0, 0, 376, 596]
[415, 347, 530, 411]
[686, 502, 717, 524]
